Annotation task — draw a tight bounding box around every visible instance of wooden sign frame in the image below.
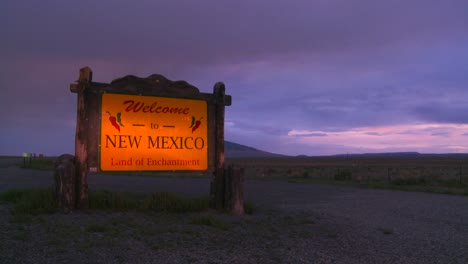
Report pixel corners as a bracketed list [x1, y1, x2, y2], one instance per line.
[70, 67, 232, 210]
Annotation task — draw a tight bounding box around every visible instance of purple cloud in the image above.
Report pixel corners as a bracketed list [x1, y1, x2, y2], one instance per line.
[1, 0, 468, 155]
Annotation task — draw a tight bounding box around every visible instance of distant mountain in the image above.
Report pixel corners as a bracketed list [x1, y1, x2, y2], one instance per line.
[334, 152, 421, 157]
[224, 141, 285, 158]
[332, 152, 468, 157]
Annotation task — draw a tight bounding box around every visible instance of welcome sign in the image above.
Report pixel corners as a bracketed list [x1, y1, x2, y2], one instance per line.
[70, 68, 233, 211]
[100, 93, 208, 171]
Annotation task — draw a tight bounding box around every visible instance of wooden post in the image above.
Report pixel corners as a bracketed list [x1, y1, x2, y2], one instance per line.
[70, 67, 92, 209]
[53, 154, 76, 213]
[210, 82, 226, 210]
[225, 165, 245, 215]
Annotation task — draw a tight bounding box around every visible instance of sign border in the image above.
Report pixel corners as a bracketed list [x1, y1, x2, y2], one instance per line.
[98, 91, 209, 172]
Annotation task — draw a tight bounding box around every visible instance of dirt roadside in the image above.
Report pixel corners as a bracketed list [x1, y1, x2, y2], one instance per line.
[1, 159, 467, 263]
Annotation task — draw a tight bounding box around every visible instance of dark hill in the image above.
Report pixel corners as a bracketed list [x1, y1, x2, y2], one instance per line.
[225, 141, 285, 158]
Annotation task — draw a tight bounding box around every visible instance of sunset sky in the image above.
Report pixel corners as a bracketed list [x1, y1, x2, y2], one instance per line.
[1, 0, 467, 156]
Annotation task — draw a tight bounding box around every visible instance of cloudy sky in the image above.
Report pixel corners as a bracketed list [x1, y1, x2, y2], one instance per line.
[1, 0, 467, 156]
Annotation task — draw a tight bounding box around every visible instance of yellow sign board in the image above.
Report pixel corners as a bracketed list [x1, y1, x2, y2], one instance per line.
[100, 93, 208, 171]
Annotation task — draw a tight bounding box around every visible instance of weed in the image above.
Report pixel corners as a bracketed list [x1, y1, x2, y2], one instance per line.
[334, 170, 352, 181]
[392, 177, 426, 186]
[85, 223, 109, 233]
[79, 237, 115, 249]
[9, 214, 32, 224]
[1, 188, 57, 216]
[1, 188, 210, 216]
[132, 225, 160, 237]
[294, 229, 316, 239]
[243, 201, 255, 215]
[151, 241, 177, 251]
[377, 227, 394, 235]
[109, 217, 123, 226]
[435, 179, 467, 188]
[20, 158, 54, 170]
[86, 220, 124, 236]
[181, 228, 200, 236]
[89, 191, 137, 211]
[0, 189, 25, 203]
[13, 229, 30, 241]
[141, 192, 208, 213]
[114, 255, 126, 264]
[267, 168, 277, 173]
[190, 215, 230, 230]
[281, 215, 314, 226]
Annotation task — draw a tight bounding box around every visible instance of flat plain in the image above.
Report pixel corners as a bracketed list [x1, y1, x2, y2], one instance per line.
[1, 156, 467, 263]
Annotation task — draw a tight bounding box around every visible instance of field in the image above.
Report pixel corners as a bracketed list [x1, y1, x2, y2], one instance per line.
[227, 155, 468, 195]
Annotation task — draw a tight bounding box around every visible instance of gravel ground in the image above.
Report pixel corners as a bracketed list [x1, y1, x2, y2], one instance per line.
[0, 158, 467, 263]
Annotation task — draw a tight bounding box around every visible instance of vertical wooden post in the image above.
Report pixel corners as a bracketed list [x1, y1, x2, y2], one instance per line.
[225, 165, 245, 215]
[210, 82, 226, 210]
[71, 67, 92, 209]
[53, 154, 76, 213]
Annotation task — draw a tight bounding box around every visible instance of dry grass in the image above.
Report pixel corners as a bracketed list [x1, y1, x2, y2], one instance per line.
[227, 156, 468, 195]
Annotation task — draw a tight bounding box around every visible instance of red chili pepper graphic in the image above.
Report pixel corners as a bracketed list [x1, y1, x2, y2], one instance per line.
[192, 117, 203, 133]
[189, 116, 196, 128]
[106, 111, 120, 132]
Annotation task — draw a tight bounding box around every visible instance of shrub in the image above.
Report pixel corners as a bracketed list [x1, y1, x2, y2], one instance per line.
[0, 189, 26, 203]
[392, 177, 426, 186]
[141, 192, 208, 213]
[20, 158, 54, 170]
[334, 170, 352, 181]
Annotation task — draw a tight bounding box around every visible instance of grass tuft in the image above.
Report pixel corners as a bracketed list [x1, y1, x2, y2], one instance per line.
[20, 158, 54, 170]
[377, 227, 394, 235]
[334, 170, 352, 181]
[0, 189, 26, 203]
[141, 192, 208, 213]
[392, 177, 427, 186]
[85, 223, 119, 236]
[190, 215, 230, 230]
[86, 223, 110, 233]
[243, 201, 255, 215]
[0, 188, 57, 215]
[89, 191, 137, 211]
[1, 188, 211, 215]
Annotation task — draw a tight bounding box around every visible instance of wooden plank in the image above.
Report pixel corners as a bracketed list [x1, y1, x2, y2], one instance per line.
[208, 102, 216, 172]
[210, 82, 226, 210]
[73, 67, 91, 209]
[86, 89, 100, 171]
